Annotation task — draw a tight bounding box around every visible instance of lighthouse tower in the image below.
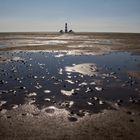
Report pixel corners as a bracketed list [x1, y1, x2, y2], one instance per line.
[59, 23, 73, 33]
[65, 23, 68, 33]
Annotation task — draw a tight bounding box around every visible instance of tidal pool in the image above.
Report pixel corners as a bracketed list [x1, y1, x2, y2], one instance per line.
[0, 51, 140, 115]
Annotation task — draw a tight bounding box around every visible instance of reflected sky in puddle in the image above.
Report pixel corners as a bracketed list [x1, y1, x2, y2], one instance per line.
[0, 51, 140, 116]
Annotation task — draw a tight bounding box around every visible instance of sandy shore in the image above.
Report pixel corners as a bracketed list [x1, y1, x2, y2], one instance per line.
[0, 103, 140, 140]
[128, 71, 140, 79]
[0, 33, 140, 54]
[0, 32, 140, 140]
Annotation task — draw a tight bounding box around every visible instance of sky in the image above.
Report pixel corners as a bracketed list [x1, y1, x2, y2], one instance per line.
[0, 0, 140, 33]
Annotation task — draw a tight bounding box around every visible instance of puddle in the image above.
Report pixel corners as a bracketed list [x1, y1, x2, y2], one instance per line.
[0, 51, 140, 115]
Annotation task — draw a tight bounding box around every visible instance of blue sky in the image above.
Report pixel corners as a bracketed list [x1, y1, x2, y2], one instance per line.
[0, 0, 140, 32]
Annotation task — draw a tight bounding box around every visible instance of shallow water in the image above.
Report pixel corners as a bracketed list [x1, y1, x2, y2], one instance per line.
[0, 44, 8, 49]
[0, 51, 140, 115]
[0, 33, 134, 48]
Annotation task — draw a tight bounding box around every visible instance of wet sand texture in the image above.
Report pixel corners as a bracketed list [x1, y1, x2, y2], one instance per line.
[0, 32, 140, 140]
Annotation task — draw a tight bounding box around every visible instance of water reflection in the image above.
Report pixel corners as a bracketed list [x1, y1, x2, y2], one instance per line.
[0, 51, 140, 117]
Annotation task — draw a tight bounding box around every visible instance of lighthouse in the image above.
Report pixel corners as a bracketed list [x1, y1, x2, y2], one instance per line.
[65, 23, 68, 33]
[59, 23, 73, 33]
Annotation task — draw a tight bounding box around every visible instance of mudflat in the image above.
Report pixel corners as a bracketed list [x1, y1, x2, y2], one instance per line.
[0, 32, 140, 140]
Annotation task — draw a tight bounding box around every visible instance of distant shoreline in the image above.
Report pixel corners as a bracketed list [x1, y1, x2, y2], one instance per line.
[0, 33, 140, 54]
[0, 32, 140, 34]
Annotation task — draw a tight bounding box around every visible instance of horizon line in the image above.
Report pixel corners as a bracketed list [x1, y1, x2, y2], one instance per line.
[0, 31, 140, 34]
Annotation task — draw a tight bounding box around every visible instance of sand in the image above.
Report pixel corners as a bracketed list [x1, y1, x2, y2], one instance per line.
[0, 55, 24, 62]
[65, 63, 98, 76]
[61, 89, 75, 96]
[0, 32, 140, 140]
[128, 71, 140, 79]
[0, 33, 140, 54]
[0, 103, 140, 140]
